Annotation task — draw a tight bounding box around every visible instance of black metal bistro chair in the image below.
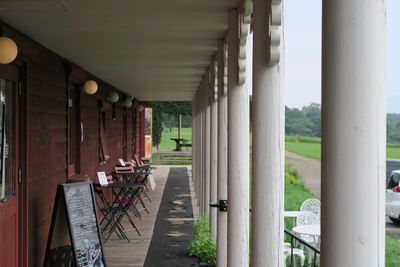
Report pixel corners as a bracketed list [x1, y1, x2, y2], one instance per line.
[94, 181, 143, 243]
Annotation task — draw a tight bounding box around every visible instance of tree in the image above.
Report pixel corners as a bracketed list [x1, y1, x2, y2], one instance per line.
[285, 103, 321, 137]
[147, 101, 192, 147]
[387, 114, 400, 143]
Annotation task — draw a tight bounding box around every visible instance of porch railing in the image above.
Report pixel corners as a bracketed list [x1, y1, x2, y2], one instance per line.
[284, 229, 320, 267]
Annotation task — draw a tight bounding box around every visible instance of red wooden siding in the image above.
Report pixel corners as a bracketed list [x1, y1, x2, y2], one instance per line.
[0, 21, 144, 266]
[126, 109, 133, 160]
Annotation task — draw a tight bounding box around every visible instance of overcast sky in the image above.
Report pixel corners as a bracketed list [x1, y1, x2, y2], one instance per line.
[247, 0, 399, 113]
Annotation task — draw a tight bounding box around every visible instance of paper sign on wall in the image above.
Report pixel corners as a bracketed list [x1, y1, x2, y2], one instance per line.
[97, 172, 108, 186]
[119, 159, 126, 166]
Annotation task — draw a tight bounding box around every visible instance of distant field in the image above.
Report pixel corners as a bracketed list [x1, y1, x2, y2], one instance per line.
[158, 128, 192, 151]
[158, 130, 399, 159]
[285, 136, 400, 160]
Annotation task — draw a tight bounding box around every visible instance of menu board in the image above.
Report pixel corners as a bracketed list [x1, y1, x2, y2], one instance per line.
[64, 183, 105, 266]
[44, 182, 106, 267]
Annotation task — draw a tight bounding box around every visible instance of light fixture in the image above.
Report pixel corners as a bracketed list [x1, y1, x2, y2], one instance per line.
[123, 96, 133, 108]
[107, 91, 119, 103]
[137, 104, 144, 112]
[82, 80, 98, 94]
[0, 36, 18, 64]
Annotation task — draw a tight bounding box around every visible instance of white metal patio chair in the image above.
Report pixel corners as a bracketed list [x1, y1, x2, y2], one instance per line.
[284, 242, 305, 267]
[299, 198, 321, 219]
[296, 211, 320, 266]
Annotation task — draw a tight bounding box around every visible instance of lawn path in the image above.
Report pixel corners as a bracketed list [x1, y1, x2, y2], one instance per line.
[285, 151, 321, 198]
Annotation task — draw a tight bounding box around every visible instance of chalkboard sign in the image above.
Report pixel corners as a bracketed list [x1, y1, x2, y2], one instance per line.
[44, 182, 106, 267]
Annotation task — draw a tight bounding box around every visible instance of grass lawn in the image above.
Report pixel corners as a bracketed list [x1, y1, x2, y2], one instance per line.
[387, 233, 400, 266]
[388, 146, 400, 159]
[158, 128, 192, 151]
[151, 152, 192, 165]
[285, 168, 400, 265]
[286, 142, 321, 160]
[286, 139, 400, 160]
[151, 128, 192, 165]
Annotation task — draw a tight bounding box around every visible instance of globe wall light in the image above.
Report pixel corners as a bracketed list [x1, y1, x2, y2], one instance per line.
[82, 80, 98, 94]
[123, 96, 133, 108]
[137, 104, 144, 112]
[107, 91, 119, 103]
[0, 36, 18, 64]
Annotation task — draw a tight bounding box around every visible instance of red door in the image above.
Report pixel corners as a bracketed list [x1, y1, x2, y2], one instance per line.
[0, 64, 20, 267]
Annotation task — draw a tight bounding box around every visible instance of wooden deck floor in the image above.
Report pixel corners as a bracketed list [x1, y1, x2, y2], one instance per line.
[103, 166, 170, 267]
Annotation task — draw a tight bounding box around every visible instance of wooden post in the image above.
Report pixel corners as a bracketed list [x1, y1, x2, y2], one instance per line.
[251, 0, 284, 266]
[178, 114, 182, 140]
[321, 0, 386, 266]
[217, 39, 228, 267]
[210, 59, 218, 237]
[227, 9, 250, 267]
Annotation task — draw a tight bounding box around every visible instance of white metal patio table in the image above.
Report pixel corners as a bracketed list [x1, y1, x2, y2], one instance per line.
[292, 224, 320, 246]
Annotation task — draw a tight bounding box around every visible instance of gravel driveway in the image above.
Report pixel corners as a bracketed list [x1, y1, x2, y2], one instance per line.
[285, 151, 321, 197]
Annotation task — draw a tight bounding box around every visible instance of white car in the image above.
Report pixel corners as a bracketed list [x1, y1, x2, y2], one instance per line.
[386, 170, 400, 224]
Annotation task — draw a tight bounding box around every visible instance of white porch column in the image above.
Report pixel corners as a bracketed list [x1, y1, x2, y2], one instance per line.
[251, 0, 284, 266]
[193, 91, 200, 209]
[203, 76, 211, 215]
[321, 1, 386, 267]
[217, 39, 228, 267]
[227, 9, 250, 267]
[210, 60, 219, 237]
[199, 87, 205, 214]
[192, 93, 196, 201]
[197, 91, 202, 210]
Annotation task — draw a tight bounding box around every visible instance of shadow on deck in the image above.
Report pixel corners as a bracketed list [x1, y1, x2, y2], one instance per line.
[104, 166, 197, 267]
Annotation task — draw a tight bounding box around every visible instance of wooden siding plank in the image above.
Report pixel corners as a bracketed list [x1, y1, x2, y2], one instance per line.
[28, 156, 67, 180]
[29, 95, 67, 115]
[29, 77, 67, 102]
[28, 113, 67, 130]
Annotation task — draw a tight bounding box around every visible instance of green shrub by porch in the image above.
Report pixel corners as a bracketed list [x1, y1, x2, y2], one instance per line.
[189, 216, 217, 264]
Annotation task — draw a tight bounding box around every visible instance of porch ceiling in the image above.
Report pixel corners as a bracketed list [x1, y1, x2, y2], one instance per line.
[0, 0, 239, 101]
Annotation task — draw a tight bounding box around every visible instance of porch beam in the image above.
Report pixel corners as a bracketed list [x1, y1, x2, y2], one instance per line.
[227, 9, 250, 267]
[321, 1, 386, 266]
[217, 39, 228, 267]
[251, 0, 284, 266]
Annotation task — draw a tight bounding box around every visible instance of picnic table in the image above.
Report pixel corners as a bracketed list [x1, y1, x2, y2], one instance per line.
[170, 138, 185, 151]
[170, 138, 192, 151]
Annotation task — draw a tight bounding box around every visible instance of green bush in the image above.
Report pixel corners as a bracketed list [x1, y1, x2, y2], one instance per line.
[285, 166, 303, 186]
[285, 135, 321, 144]
[189, 216, 217, 264]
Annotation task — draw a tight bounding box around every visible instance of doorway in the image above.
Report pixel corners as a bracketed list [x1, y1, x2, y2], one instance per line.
[0, 63, 22, 267]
